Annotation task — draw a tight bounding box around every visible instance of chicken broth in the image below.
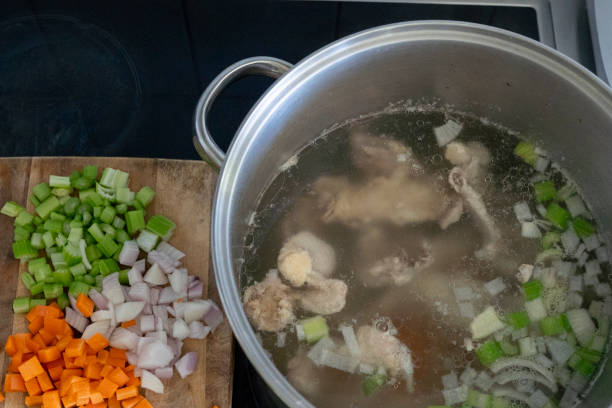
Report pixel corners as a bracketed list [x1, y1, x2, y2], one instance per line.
[240, 109, 611, 408]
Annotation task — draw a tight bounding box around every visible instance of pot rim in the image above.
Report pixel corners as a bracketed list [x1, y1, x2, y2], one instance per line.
[211, 20, 612, 408]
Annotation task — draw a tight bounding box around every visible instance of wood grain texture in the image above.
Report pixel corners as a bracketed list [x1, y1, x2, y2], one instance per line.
[0, 157, 233, 408]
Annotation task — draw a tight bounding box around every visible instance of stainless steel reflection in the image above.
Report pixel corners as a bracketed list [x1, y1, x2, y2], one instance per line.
[198, 21, 612, 408]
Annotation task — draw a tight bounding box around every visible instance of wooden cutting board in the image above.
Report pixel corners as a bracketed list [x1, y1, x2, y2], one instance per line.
[0, 157, 233, 408]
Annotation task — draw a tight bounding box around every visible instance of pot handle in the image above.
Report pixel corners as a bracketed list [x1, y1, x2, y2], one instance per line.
[193, 57, 293, 170]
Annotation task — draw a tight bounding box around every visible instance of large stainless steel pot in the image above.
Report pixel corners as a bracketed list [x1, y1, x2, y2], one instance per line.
[194, 21, 612, 408]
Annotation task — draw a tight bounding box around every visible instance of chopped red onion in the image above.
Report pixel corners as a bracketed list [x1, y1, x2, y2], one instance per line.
[137, 337, 155, 354]
[148, 250, 179, 274]
[184, 300, 212, 324]
[167, 306, 176, 317]
[203, 301, 224, 332]
[110, 328, 140, 351]
[141, 370, 164, 394]
[188, 321, 211, 340]
[172, 319, 190, 340]
[68, 295, 82, 316]
[122, 285, 131, 301]
[158, 286, 179, 304]
[154, 367, 173, 380]
[128, 282, 150, 302]
[169, 268, 189, 294]
[89, 289, 109, 310]
[188, 276, 197, 286]
[82, 320, 111, 340]
[175, 352, 199, 379]
[188, 281, 204, 299]
[145, 330, 168, 344]
[103, 272, 125, 304]
[172, 301, 186, 319]
[128, 267, 143, 286]
[142, 303, 152, 315]
[90, 310, 113, 322]
[115, 301, 145, 323]
[65, 307, 88, 333]
[133, 259, 146, 273]
[144, 263, 168, 286]
[138, 341, 174, 369]
[119, 240, 140, 266]
[150, 287, 161, 305]
[156, 241, 185, 261]
[108, 302, 117, 328]
[139, 315, 156, 333]
[126, 352, 139, 366]
[156, 316, 169, 333]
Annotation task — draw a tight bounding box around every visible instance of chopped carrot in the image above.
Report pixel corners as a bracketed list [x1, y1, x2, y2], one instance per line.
[55, 336, 72, 352]
[85, 362, 103, 380]
[115, 385, 138, 401]
[36, 372, 54, 392]
[124, 365, 134, 373]
[97, 350, 109, 364]
[19, 356, 46, 381]
[37, 329, 55, 346]
[25, 377, 42, 396]
[90, 391, 104, 404]
[38, 346, 61, 363]
[107, 368, 129, 387]
[133, 398, 153, 408]
[44, 317, 68, 336]
[60, 369, 83, 383]
[25, 394, 43, 406]
[119, 395, 142, 408]
[26, 337, 42, 352]
[32, 334, 47, 349]
[14, 333, 34, 353]
[125, 376, 140, 388]
[96, 378, 118, 399]
[46, 359, 65, 381]
[109, 349, 126, 360]
[29, 316, 44, 334]
[108, 395, 121, 408]
[4, 373, 26, 392]
[107, 358, 125, 369]
[75, 354, 88, 368]
[5, 335, 17, 356]
[100, 365, 113, 378]
[87, 334, 110, 353]
[26, 305, 62, 322]
[65, 339, 86, 358]
[59, 376, 86, 397]
[62, 393, 77, 408]
[76, 294, 94, 318]
[42, 389, 61, 408]
[120, 320, 136, 328]
[89, 403, 108, 408]
[8, 352, 24, 373]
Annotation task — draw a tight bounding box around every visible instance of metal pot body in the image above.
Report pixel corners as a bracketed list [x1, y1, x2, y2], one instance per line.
[198, 21, 612, 408]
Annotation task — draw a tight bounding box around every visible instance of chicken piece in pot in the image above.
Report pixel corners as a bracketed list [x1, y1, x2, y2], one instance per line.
[350, 131, 423, 177]
[297, 272, 348, 315]
[278, 230, 336, 285]
[243, 270, 296, 332]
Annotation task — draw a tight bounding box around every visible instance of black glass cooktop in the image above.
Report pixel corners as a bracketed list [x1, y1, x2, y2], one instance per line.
[0, 1, 540, 407]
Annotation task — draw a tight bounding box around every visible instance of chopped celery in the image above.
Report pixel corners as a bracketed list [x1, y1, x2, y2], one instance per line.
[30, 232, 44, 249]
[43, 218, 63, 233]
[29, 299, 46, 309]
[523, 280, 543, 301]
[63, 197, 80, 216]
[534, 180, 557, 202]
[34, 264, 52, 283]
[363, 372, 387, 397]
[97, 235, 119, 257]
[28, 257, 47, 273]
[115, 203, 128, 215]
[508, 311, 529, 330]
[68, 281, 90, 297]
[115, 187, 132, 204]
[14, 210, 34, 227]
[125, 210, 145, 234]
[514, 141, 537, 166]
[42, 231, 55, 248]
[118, 269, 130, 285]
[535, 247, 563, 264]
[93, 206, 102, 219]
[62, 243, 82, 266]
[12, 240, 38, 260]
[577, 347, 601, 363]
[499, 339, 518, 356]
[100, 206, 116, 224]
[52, 268, 73, 286]
[33, 182, 51, 201]
[14, 226, 31, 241]
[35, 195, 61, 219]
[30, 194, 41, 207]
[43, 283, 63, 299]
[72, 176, 94, 190]
[561, 314, 572, 332]
[13, 297, 30, 313]
[88, 223, 105, 243]
[70, 263, 87, 277]
[82, 165, 98, 180]
[85, 192, 104, 207]
[96, 182, 115, 200]
[572, 217, 595, 238]
[546, 203, 571, 230]
[21, 273, 36, 290]
[476, 340, 504, 366]
[51, 187, 73, 197]
[85, 245, 102, 262]
[49, 175, 71, 188]
[56, 293, 70, 309]
[136, 229, 159, 252]
[1, 201, 25, 217]
[492, 396, 510, 408]
[67, 227, 82, 245]
[115, 229, 130, 243]
[29, 282, 44, 296]
[300, 315, 329, 343]
[541, 231, 561, 249]
[112, 216, 125, 230]
[82, 211, 92, 226]
[576, 359, 596, 377]
[99, 258, 119, 276]
[540, 315, 565, 335]
[136, 186, 155, 207]
[50, 252, 67, 268]
[100, 168, 129, 188]
[69, 170, 81, 184]
[146, 215, 176, 240]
